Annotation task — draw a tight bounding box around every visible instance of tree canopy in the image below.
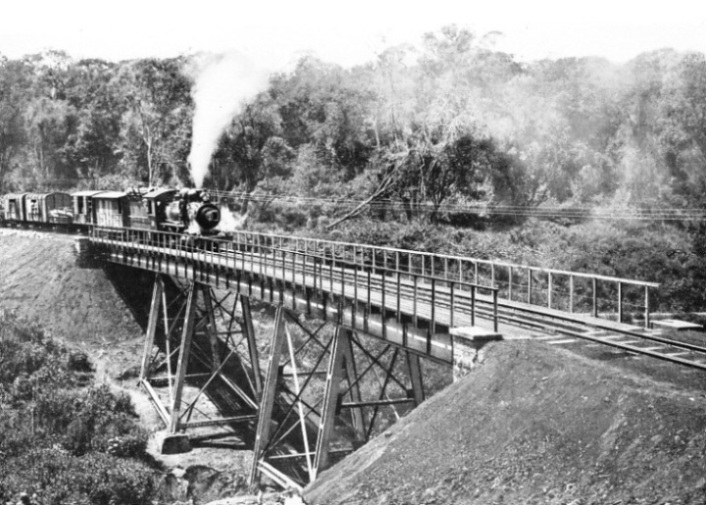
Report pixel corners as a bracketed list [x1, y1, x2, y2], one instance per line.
[1, 26, 706, 223]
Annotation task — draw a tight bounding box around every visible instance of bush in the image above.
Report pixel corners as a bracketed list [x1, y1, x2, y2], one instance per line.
[57, 385, 148, 457]
[0, 312, 62, 386]
[0, 315, 158, 505]
[1, 449, 157, 505]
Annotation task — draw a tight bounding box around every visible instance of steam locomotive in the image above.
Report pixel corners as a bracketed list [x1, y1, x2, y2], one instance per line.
[0, 187, 225, 237]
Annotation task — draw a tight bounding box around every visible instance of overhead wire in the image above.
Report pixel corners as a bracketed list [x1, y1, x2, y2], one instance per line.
[208, 189, 706, 222]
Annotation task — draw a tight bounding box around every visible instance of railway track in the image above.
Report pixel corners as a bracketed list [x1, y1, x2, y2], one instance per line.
[380, 271, 706, 371]
[485, 302, 706, 371]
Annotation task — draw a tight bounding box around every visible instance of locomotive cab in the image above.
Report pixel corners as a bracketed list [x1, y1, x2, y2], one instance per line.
[139, 188, 177, 231]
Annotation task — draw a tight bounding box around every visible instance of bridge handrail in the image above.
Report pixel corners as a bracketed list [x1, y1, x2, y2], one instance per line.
[89, 225, 656, 328]
[229, 230, 658, 327]
[87, 225, 498, 292]
[231, 230, 660, 288]
[88, 226, 501, 335]
[227, 232, 495, 290]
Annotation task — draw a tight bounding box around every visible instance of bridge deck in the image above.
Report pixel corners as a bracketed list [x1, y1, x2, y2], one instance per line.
[88, 226, 682, 366]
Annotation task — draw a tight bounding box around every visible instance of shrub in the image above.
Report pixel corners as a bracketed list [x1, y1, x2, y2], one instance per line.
[1, 449, 157, 505]
[0, 314, 158, 504]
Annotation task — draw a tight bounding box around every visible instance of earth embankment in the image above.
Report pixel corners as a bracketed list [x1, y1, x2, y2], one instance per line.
[0, 229, 147, 375]
[306, 340, 706, 505]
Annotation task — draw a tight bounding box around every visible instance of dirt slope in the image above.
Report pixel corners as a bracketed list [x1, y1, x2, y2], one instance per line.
[306, 340, 706, 505]
[0, 229, 264, 501]
[0, 229, 143, 341]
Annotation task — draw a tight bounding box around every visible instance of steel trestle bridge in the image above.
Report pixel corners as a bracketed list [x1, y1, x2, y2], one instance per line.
[85, 226, 704, 490]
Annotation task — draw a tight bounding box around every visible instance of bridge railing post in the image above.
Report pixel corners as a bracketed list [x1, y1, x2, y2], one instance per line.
[471, 286, 476, 327]
[450, 281, 455, 328]
[430, 278, 436, 335]
[493, 289, 499, 333]
[508, 266, 513, 301]
[545, 272, 551, 309]
[413, 275, 419, 327]
[381, 264, 387, 340]
[527, 268, 532, 304]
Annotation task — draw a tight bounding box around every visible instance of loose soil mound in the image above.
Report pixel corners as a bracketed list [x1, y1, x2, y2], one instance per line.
[306, 340, 706, 505]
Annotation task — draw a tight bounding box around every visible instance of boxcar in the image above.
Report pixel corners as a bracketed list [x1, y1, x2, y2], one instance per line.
[124, 189, 151, 231]
[71, 190, 105, 226]
[3, 193, 27, 223]
[24, 192, 72, 225]
[94, 191, 129, 229]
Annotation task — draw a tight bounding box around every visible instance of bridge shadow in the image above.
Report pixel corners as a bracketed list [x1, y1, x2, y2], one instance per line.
[103, 263, 154, 332]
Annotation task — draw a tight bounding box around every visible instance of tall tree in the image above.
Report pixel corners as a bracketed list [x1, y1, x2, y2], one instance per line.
[0, 57, 32, 191]
[113, 58, 192, 186]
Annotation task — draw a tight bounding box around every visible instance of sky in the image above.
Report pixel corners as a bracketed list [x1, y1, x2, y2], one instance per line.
[2, 0, 706, 70]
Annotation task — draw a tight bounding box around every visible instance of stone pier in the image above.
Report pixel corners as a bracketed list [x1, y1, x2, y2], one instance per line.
[450, 326, 502, 381]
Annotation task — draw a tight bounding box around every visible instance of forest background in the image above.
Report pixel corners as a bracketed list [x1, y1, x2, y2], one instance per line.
[2, 25, 706, 315]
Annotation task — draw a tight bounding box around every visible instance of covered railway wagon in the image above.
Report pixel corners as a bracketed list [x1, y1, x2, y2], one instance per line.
[2, 192, 73, 226]
[72, 190, 105, 226]
[94, 191, 129, 229]
[24, 192, 72, 225]
[3, 193, 27, 222]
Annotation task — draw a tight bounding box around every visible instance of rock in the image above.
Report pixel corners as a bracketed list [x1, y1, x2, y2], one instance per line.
[157, 431, 192, 454]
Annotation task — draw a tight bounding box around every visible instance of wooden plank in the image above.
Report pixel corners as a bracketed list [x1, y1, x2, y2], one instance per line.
[651, 319, 703, 331]
[546, 339, 577, 345]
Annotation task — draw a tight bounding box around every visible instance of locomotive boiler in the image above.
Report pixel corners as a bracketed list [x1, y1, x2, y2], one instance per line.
[163, 188, 221, 235]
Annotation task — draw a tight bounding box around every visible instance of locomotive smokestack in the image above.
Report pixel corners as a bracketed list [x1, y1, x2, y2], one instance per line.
[195, 204, 220, 230]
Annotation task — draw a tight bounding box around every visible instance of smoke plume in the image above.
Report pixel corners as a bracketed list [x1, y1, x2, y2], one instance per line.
[186, 52, 270, 188]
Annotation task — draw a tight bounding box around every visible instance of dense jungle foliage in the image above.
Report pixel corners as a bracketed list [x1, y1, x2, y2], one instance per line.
[3, 26, 706, 209]
[0, 312, 158, 504]
[2, 25, 706, 312]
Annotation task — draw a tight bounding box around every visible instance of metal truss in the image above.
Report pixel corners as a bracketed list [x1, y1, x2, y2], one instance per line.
[139, 274, 262, 436]
[249, 305, 427, 490]
[137, 273, 429, 491]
